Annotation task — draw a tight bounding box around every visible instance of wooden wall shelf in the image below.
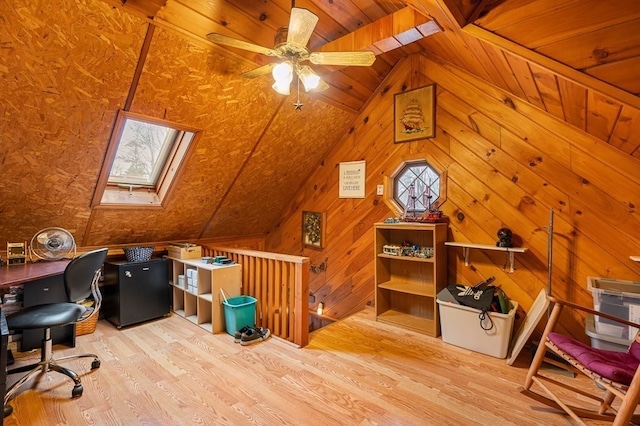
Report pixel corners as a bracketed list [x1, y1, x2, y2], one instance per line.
[445, 242, 527, 273]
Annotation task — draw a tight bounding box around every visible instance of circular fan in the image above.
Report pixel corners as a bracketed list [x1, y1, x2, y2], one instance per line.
[30, 227, 76, 261]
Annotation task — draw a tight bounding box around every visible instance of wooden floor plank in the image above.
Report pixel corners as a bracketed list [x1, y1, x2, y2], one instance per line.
[2, 308, 632, 425]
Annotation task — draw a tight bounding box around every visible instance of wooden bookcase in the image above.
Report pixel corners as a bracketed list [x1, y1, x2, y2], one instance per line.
[374, 222, 448, 337]
[169, 258, 241, 334]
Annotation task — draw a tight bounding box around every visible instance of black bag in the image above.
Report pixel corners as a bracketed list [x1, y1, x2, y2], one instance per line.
[447, 276, 495, 311]
[446, 276, 496, 330]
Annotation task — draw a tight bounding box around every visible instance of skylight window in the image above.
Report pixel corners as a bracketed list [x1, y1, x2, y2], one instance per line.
[108, 120, 176, 186]
[92, 111, 200, 208]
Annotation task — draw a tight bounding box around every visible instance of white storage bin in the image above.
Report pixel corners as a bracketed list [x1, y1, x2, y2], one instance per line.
[588, 277, 640, 340]
[585, 314, 631, 352]
[437, 296, 518, 359]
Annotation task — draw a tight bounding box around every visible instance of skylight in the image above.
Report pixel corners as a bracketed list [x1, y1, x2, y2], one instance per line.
[92, 111, 200, 208]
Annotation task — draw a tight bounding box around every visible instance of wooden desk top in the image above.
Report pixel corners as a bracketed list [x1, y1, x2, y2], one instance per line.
[0, 260, 70, 287]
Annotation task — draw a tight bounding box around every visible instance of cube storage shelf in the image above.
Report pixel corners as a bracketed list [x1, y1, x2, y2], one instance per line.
[374, 222, 447, 337]
[169, 257, 241, 334]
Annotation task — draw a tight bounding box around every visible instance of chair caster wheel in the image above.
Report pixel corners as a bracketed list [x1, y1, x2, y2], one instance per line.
[72, 384, 83, 398]
[3, 404, 13, 418]
[91, 359, 100, 369]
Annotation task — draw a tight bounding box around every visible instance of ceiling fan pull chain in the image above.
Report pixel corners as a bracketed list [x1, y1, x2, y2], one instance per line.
[294, 75, 303, 110]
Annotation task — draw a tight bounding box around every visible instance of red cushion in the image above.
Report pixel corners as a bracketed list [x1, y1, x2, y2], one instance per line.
[548, 332, 640, 385]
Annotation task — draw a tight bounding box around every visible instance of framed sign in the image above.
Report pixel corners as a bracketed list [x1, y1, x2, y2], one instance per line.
[394, 84, 436, 143]
[302, 211, 325, 250]
[339, 160, 366, 198]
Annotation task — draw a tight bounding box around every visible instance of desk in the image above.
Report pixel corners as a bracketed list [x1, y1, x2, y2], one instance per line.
[0, 261, 75, 351]
[0, 311, 7, 424]
[0, 261, 70, 288]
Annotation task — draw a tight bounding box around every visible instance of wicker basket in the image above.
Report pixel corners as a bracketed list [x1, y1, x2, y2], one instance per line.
[76, 309, 99, 336]
[123, 246, 154, 262]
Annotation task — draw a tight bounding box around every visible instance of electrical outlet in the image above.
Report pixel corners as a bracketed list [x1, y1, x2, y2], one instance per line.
[376, 184, 384, 196]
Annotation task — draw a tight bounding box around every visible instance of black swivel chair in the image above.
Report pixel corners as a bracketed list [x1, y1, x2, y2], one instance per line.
[3, 248, 108, 414]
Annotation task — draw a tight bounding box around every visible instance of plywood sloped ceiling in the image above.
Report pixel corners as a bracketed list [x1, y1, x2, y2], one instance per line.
[2, 0, 640, 248]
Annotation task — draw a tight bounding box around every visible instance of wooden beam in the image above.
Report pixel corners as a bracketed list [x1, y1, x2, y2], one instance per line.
[100, 0, 166, 20]
[316, 7, 441, 54]
[464, 24, 640, 111]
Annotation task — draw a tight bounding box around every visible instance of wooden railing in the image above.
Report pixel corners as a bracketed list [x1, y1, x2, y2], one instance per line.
[202, 246, 310, 347]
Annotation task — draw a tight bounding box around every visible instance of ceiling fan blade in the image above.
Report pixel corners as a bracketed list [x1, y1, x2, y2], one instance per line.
[241, 63, 277, 79]
[206, 32, 276, 56]
[309, 51, 376, 66]
[287, 8, 319, 48]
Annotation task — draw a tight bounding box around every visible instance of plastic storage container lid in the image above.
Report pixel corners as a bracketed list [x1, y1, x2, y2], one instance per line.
[587, 277, 640, 297]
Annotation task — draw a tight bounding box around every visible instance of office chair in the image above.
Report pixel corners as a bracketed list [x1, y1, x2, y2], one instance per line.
[3, 248, 108, 414]
[520, 296, 640, 425]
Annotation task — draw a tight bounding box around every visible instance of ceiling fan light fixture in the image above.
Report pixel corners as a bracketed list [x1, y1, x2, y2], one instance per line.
[298, 65, 321, 91]
[272, 61, 293, 83]
[272, 80, 291, 95]
[272, 79, 291, 96]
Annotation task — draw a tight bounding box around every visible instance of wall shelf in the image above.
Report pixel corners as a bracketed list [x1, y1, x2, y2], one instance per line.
[445, 242, 527, 273]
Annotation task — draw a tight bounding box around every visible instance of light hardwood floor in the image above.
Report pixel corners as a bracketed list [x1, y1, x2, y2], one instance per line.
[2, 308, 625, 425]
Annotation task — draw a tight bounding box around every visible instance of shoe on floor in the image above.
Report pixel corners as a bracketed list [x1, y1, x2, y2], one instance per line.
[240, 327, 271, 346]
[234, 326, 252, 343]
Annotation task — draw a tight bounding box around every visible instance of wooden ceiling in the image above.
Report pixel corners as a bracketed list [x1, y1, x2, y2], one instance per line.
[97, 0, 448, 113]
[2, 0, 639, 247]
[106, 0, 640, 149]
[105, 0, 640, 106]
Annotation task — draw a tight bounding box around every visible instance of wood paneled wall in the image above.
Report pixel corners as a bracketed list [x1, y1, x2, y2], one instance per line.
[265, 53, 640, 341]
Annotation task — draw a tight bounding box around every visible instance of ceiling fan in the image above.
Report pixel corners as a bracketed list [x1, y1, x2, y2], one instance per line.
[206, 6, 375, 104]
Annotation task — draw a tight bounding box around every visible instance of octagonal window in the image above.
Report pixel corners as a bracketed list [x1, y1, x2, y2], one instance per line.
[394, 161, 441, 213]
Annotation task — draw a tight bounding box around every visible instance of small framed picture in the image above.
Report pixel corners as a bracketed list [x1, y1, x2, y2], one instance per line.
[302, 211, 325, 250]
[394, 84, 436, 143]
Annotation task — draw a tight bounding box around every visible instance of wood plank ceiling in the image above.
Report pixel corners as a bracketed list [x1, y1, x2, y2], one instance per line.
[2, 0, 639, 248]
[110, 0, 640, 154]
[104, 0, 434, 113]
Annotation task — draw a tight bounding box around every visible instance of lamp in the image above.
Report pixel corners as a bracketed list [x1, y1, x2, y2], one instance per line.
[270, 59, 329, 98]
[297, 65, 321, 91]
[271, 61, 293, 95]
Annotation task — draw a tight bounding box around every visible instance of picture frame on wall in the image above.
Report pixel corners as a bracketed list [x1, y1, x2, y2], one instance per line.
[394, 84, 436, 143]
[302, 211, 325, 250]
[339, 160, 366, 198]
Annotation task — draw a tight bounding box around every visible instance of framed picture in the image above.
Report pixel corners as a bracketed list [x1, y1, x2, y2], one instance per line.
[339, 160, 366, 198]
[302, 211, 325, 250]
[394, 84, 436, 143]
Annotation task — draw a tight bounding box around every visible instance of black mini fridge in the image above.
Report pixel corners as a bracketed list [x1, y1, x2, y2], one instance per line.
[102, 258, 170, 328]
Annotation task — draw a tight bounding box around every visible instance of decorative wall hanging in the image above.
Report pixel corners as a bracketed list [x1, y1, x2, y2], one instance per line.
[394, 84, 436, 143]
[338, 160, 366, 198]
[302, 211, 325, 250]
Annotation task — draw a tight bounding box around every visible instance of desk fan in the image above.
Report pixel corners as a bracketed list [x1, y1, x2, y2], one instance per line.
[30, 227, 76, 261]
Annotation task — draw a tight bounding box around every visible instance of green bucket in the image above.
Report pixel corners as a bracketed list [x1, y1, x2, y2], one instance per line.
[222, 296, 257, 335]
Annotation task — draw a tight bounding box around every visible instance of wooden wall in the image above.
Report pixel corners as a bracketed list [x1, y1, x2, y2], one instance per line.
[265, 53, 640, 341]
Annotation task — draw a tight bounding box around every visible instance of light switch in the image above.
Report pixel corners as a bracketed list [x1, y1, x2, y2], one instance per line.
[376, 184, 384, 196]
